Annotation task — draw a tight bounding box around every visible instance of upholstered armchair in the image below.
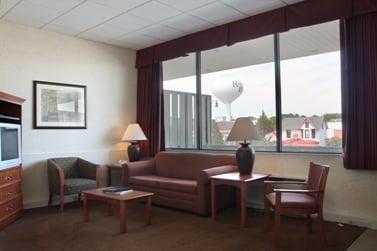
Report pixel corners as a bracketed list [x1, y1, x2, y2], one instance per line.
[47, 157, 100, 212]
[264, 162, 329, 250]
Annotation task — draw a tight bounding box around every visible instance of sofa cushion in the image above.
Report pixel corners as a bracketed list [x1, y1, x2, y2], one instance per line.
[266, 192, 317, 208]
[129, 175, 160, 187]
[158, 177, 197, 194]
[129, 175, 197, 194]
[155, 152, 236, 180]
[64, 178, 96, 195]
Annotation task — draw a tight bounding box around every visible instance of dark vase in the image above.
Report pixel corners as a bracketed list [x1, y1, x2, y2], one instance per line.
[127, 142, 140, 162]
[236, 142, 255, 175]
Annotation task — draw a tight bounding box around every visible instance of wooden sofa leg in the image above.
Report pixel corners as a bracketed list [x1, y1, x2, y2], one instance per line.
[307, 214, 312, 233]
[48, 192, 53, 207]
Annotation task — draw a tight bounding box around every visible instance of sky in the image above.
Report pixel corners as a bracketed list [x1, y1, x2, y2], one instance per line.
[163, 51, 341, 119]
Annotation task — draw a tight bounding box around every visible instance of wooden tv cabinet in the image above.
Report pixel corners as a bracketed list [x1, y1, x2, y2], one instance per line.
[0, 92, 25, 231]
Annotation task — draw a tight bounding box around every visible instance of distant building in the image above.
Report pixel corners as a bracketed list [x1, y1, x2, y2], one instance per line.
[216, 120, 235, 142]
[327, 121, 342, 139]
[282, 117, 328, 146]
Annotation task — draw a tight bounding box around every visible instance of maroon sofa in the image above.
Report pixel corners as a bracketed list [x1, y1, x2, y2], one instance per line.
[124, 152, 238, 215]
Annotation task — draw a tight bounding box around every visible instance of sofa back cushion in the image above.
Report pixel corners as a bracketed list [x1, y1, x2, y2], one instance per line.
[155, 152, 236, 180]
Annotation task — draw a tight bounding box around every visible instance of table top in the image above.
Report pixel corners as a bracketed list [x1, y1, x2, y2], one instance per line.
[83, 188, 154, 201]
[211, 172, 270, 183]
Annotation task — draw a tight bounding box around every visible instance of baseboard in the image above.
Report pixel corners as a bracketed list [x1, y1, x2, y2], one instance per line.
[23, 194, 79, 210]
[247, 201, 376, 229]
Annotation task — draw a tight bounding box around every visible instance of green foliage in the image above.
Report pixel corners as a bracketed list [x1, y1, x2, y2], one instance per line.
[323, 113, 342, 122]
[256, 110, 275, 137]
[211, 120, 224, 145]
[328, 137, 342, 147]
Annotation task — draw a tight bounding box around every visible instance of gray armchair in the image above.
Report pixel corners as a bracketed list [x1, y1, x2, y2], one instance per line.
[47, 157, 100, 212]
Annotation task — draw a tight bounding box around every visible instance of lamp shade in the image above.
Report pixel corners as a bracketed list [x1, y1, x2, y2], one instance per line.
[226, 117, 260, 142]
[121, 123, 147, 142]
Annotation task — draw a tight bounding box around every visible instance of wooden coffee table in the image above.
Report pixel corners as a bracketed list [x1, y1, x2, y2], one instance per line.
[82, 188, 154, 233]
[211, 172, 270, 227]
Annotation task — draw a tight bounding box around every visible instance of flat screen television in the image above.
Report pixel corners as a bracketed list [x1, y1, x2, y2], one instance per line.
[0, 122, 21, 170]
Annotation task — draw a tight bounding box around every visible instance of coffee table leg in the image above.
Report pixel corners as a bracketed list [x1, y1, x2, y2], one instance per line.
[211, 179, 216, 221]
[108, 203, 114, 216]
[83, 193, 89, 222]
[119, 201, 127, 233]
[241, 183, 248, 227]
[146, 196, 152, 225]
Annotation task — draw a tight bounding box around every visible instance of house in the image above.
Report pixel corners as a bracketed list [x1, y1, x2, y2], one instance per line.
[282, 117, 328, 146]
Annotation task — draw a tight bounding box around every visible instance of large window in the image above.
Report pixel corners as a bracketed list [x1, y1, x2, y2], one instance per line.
[280, 21, 341, 153]
[163, 20, 342, 153]
[200, 36, 276, 151]
[163, 53, 197, 149]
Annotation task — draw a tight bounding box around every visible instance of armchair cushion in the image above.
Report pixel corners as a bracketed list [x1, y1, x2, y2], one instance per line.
[78, 158, 98, 180]
[64, 178, 97, 195]
[266, 192, 317, 208]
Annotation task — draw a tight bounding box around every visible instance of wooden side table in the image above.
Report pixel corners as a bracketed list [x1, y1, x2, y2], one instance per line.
[211, 172, 270, 227]
[107, 163, 126, 186]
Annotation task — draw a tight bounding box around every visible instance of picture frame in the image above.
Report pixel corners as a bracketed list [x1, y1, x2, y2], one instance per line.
[33, 81, 87, 129]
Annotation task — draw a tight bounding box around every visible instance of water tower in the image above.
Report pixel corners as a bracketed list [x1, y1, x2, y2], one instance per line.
[212, 77, 243, 121]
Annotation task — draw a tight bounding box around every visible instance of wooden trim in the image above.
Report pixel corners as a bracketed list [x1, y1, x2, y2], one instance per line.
[0, 92, 25, 105]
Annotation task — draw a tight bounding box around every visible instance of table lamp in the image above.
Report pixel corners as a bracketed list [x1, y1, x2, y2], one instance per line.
[121, 123, 147, 162]
[226, 117, 260, 175]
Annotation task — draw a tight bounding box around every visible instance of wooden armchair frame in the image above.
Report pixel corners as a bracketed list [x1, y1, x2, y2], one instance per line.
[264, 162, 329, 250]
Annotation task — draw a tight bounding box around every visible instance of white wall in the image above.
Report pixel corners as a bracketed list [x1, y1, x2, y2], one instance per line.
[0, 21, 137, 208]
[253, 152, 377, 229]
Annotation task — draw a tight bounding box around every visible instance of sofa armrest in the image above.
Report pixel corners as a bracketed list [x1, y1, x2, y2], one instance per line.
[197, 165, 238, 184]
[47, 159, 64, 194]
[124, 159, 155, 183]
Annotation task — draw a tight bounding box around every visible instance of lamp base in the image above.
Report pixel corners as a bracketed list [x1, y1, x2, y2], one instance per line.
[236, 143, 255, 175]
[127, 142, 140, 162]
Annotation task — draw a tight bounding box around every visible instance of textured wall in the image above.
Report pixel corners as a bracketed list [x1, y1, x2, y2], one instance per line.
[0, 20, 137, 208]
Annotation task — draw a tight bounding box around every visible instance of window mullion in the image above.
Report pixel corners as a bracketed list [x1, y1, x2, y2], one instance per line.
[195, 51, 202, 150]
[274, 33, 282, 152]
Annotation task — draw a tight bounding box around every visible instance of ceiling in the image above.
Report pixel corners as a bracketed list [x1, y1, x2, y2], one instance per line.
[164, 20, 339, 80]
[0, 0, 304, 50]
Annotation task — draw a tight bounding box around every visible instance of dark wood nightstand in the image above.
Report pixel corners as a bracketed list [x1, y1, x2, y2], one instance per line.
[107, 163, 127, 186]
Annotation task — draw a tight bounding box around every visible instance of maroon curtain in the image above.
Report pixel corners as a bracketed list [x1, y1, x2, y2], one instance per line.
[137, 62, 165, 157]
[341, 12, 377, 170]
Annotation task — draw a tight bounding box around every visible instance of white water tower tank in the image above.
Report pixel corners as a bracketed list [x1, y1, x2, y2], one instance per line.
[212, 77, 243, 121]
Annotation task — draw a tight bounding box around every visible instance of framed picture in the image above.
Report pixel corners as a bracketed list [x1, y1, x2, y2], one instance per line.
[33, 81, 87, 129]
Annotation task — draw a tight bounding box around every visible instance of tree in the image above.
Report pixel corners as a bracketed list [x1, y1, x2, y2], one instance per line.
[328, 137, 342, 147]
[211, 120, 224, 145]
[256, 110, 275, 137]
[323, 113, 342, 122]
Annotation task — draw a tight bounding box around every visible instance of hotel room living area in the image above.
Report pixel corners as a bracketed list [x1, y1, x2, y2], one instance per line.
[1, 0, 377, 250]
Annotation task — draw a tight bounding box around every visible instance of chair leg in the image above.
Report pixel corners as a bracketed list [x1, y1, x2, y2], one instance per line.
[264, 198, 270, 232]
[273, 208, 281, 250]
[60, 192, 64, 213]
[306, 214, 312, 233]
[318, 209, 327, 246]
[48, 192, 53, 207]
[78, 193, 81, 202]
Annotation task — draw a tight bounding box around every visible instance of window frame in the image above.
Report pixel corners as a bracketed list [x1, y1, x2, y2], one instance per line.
[164, 31, 342, 155]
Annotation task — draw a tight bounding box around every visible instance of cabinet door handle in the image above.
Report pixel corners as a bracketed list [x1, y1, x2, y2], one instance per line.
[5, 176, 13, 181]
[6, 191, 12, 196]
[6, 206, 14, 212]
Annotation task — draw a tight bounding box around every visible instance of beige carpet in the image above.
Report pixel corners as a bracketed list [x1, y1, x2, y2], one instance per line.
[0, 202, 365, 251]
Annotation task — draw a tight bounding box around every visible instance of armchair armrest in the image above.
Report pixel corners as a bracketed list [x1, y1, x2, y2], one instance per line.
[124, 159, 155, 183]
[273, 189, 321, 194]
[264, 180, 307, 194]
[197, 165, 238, 184]
[78, 158, 100, 186]
[47, 160, 65, 194]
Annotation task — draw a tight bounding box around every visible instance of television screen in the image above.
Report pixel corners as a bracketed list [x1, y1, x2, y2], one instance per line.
[1, 127, 19, 161]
